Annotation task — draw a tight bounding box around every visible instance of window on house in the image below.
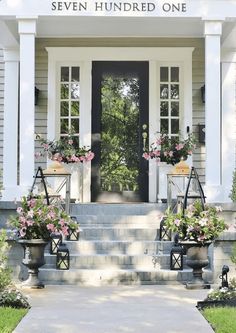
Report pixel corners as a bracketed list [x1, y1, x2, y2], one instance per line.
[59, 66, 80, 138]
[160, 66, 180, 138]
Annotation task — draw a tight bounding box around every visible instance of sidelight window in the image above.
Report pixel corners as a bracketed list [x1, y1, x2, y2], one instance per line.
[59, 66, 80, 138]
[160, 66, 180, 138]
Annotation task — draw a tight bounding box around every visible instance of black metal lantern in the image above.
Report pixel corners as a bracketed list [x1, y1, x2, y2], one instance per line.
[159, 217, 171, 241]
[35, 86, 40, 105]
[200, 84, 205, 103]
[170, 234, 184, 270]
[56, 243, 70, 270]
[219, 265, 229, 288]
[50, 233, 62, 255]
[66, 216, 80, 241]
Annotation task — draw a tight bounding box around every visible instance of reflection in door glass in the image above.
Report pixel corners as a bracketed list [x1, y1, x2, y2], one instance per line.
[101, 75, 139, 192]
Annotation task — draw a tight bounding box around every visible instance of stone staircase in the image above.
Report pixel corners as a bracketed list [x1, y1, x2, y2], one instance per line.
[39, 203, 213, 286]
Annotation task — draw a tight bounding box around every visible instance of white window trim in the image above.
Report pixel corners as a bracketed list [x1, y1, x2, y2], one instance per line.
[46, 47, 194, 202]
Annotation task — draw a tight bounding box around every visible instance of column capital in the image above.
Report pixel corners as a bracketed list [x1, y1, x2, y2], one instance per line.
[3, 48, 19, 62]
[18, 17, 37, 35]
[203, 20, 223, 36]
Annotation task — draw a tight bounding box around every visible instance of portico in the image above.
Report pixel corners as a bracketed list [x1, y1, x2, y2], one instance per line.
[0, 1, 236, 203]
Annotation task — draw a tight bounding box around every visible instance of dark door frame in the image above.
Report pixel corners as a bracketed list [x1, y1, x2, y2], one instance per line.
[91, 61, 149, 202]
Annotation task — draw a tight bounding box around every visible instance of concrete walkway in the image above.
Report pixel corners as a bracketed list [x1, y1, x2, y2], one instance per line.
[14, 285, 214, 333]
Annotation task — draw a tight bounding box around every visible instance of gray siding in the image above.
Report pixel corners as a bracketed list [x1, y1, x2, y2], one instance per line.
[35, 37, 205, 180]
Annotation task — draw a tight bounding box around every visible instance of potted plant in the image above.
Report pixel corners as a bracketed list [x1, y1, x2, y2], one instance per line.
[143, 132, 196, 165]
[37, 133, 94, 164]
[36, 133, 94, 201]
[143, 132, 196, 201]
[164, 200, 228, 288]
[8, 196, 80, 288]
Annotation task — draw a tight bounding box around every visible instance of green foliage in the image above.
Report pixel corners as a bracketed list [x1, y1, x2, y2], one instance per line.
[101, 76, 140, 191]
[207, 288, 236, 301]
[0, 288, 30, 309]
[8, 196, 80, 240]
[203, 307, 236, 333]
[164, 200, 228, 244]
[0, 230, 12, 291]
[143, 132, 196, 165]
[231, 243, 236, 265]
[0, 307, 28, 333]
[38, 133, 94, 163]
[229, 169, 236, 202]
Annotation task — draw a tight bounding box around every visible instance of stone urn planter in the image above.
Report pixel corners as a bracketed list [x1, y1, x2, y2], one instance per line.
[181, 241, 211, 289]
[18, 239, 48, 289]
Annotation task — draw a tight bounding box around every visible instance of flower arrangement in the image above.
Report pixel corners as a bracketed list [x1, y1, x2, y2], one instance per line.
[0, 288, 30, 308]
[37, 134, 94, 164]
[164, 200, 228, 244]
[143, 132, 196, 165]
[8, 196, 81, 240]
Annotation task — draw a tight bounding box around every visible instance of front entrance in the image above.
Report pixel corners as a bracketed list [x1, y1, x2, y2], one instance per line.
[91, 61, 149, 202]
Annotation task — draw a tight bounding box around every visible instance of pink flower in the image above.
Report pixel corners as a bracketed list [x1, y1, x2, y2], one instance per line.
[79, 156, 86, 162]
[52, 153, 63, 162]
[27, 220, 34, 226]
[142, 152, 151, 160]
[68, 139, 73, 145]
[19, 216, 27, 225]
[28, 199, 36, 208]
[17, 207, 23, 214]
[174, 219, 181, 226]
[27, 210, 34, 218]
[47, 211, 56, 220]
[59, 219, 65, 226]
[70, 155, 80, 162]
[62, 226, 69, 236]
[153, 150, 161, 157]
[175, 143, 184, 151]
[47, 223, 55, 232]
[43, 143, 49, 150]
[19, 227, 26, 237]
[85, 151, 95, 162]
[168, 150, 173, 157]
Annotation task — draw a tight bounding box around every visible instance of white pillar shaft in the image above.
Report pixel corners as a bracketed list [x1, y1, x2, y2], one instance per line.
[204, 21, 222, 201]
[18, 20, 36, 188]
[2, 49, 19, 197]
[222, 62, 236, 201]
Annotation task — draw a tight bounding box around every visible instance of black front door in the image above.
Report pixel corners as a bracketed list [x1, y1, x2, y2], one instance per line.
[91, 61, 149, 202]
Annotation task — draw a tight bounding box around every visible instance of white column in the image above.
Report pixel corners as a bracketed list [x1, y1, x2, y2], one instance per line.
[2, 49, 20, 200]
[149, 61, 158, 202]
[18, 18, 37, 192]
[221, 55, 236, 202]
[204, 21, 223, 202]
[80, 61, 92, 202]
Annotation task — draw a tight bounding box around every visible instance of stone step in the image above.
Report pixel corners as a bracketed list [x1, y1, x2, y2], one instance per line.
[44, 253, 183, 270]
[70, 203, 166, 216]
[47, 240, 173, 255]
[75, 215, 161, 227]
[79, 227, 160, 241]
[39, 267, 213, 286]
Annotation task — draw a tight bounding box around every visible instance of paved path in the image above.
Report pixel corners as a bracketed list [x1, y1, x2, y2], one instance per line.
[14, 285, 214, 333]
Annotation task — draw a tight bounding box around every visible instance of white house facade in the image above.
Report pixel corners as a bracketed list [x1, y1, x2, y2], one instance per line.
[0, 0, 236, 203]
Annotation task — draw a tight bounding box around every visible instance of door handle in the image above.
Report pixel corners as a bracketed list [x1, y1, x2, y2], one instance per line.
[142, 124, 148, 151]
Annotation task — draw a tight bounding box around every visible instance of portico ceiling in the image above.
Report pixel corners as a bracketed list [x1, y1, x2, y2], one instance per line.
[1, 16, 236, 47]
